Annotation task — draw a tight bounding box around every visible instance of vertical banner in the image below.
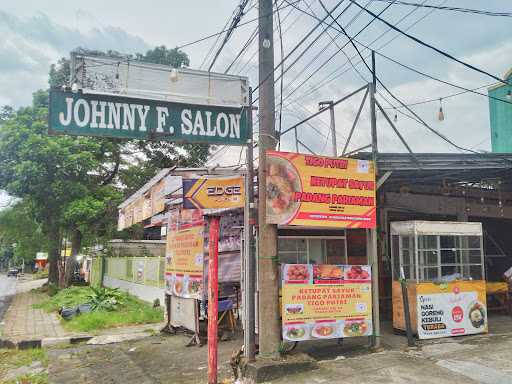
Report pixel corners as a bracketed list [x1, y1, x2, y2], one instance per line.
[165, 210, 204, 299]
[281, 264, 373, 341]
[416, 281, 487, 339]
[266, 151, 376, 228]
[142, 194, 153, 220]
[183, 176, 245, 210]
[152, 179, 166, 215]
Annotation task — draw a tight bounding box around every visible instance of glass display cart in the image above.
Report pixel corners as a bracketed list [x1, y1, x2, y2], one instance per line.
[390, 221, 487, 339]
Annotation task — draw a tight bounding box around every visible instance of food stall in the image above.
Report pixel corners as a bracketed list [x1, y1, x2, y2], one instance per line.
[390, 221, 488, 339]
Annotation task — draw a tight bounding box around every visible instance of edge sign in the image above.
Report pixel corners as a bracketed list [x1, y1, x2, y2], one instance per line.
[49, 89, 249, 145]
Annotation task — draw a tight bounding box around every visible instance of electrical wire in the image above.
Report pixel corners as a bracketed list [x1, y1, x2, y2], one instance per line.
[278, 0, 396, 103]
[174, 0, 302, 50]
[208, 0, 252, 72]
[275, 0, 285, 147]
[372, 0, 512, 17]
[280, 0, 444, 108]
[347, 0, 510, 85]
[278, 0, 374, 97]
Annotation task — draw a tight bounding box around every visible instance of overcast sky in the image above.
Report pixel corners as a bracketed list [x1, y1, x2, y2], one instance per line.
[1, 0, 511, 206]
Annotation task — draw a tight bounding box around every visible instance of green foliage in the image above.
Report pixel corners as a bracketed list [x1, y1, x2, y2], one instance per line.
[87, 286, 124, 311]
[64, 300, 163, 332]
[34, 286, 163, 332]
[0, 348, 48, 384]
[136, 45, 190, 67]
[34, 286, 92, 312]
[0, 201, 46, 264]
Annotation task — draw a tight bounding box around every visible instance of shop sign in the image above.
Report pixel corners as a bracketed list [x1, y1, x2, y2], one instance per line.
[266, 151, 376, 228]
[182, 176, 245, 210]
[165, 212, 204, 299]
[281, 264, 373, 342]
[49, 90, 249, 145]
[416, 281, 487, 339]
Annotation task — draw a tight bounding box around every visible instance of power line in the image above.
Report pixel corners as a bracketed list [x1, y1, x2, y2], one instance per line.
[278, 0, 374, 97]
[381, 83, 494, 109]
[282, 3, 512, 108]
[347, 0, 510, 85]
[252, 0, 352, 95]
[278, 0, 399, 103]
[372, 0, 512, 17]
[282, 0, 446, 108]
[175, 0, 302, 50]
[208, 0, 252, 71]
[297, 4, 481, 154]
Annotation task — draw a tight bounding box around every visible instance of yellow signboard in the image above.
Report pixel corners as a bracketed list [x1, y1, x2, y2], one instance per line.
[165, 219, 204, 299]
[281, 264, 373, 341]
[416, 280, 487, 339]
[266, 151, 376, 228]
[183, 176, 245, 210]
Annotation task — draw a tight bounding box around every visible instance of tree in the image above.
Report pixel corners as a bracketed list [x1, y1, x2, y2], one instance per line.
[0, 200, 45, 267]
[0, 92, 122, 285]
[136, 45, 190, 68]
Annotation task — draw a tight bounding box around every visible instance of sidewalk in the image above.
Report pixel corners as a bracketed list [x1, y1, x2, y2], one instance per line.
[1, 278, 166, 346]
[1, 278, 70, 342]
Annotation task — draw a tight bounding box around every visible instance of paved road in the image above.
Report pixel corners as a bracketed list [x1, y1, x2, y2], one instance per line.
[0, 274, 17, 323]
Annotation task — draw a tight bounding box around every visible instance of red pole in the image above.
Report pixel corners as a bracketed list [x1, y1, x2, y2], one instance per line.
[208, 216, 220, 384]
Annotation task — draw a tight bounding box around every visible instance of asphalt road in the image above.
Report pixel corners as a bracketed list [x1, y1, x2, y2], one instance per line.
[0, 273, 17, 323]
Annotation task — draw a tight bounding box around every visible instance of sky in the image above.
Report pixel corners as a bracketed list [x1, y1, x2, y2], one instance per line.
[1, 0, 511, 206]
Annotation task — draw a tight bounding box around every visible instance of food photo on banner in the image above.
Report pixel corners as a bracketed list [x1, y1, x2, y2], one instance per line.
[281, 264, 373, 342]
[265, 151, 376, 229]
[165, 209, 205, 300]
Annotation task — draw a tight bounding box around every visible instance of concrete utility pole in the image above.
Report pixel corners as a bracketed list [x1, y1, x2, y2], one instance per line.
[369, 50, 381, 349]
[318, 101, 337, 156]
[257, 0, 280, 356]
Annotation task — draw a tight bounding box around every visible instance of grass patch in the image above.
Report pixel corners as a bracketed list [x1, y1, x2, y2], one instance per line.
[33, 286, 91, 312]
[34, 287, 164, 333]
[0, 348, 48, 384]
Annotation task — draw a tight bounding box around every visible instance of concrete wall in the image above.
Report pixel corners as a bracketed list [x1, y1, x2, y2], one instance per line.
[108, 240, 165, 257]
[103, 275, 165, 304]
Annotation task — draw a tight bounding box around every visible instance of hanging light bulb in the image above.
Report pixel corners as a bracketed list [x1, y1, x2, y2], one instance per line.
[393, 108, 398, 123]
[170, 68, 179, 82]
[507, 90, 512, 101]
[438, 98, 445, 121]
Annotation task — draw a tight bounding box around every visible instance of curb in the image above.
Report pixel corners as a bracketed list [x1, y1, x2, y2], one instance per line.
[0, 336, 94, 350]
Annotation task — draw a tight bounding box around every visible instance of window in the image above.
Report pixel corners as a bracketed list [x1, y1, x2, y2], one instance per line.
[278, 237, 347, 265]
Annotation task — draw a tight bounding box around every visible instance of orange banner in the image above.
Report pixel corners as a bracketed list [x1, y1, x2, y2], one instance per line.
[266, 151, 376, 228]
[183, 176, 245, 210]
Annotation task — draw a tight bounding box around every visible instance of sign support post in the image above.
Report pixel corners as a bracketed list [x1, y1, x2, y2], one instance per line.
[207, 215, 221, 384]
[369, 50, 381, 349]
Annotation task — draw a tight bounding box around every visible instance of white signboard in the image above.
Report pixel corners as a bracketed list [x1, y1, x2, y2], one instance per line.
[170, 296, 197, 333]
[416, 282, 487, 339]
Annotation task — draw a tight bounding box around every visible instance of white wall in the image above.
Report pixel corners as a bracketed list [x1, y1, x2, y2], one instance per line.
[103, 275, 165, 304]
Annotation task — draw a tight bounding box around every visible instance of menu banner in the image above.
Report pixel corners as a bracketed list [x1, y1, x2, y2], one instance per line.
[165, 219, 204, 300]
[416, 281, 487, 339]
[266, 151, 376, 228]
[281, 264, 373, 342]
[183, 176, 245, 210]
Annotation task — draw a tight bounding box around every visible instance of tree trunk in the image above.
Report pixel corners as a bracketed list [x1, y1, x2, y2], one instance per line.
[64, 228, 82, 287]
[47, 224, 60, 286]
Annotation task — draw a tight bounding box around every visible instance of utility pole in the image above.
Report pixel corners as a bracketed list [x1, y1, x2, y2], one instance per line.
[369, 50, 381, 349]
[257, 0, 280, 356]
[244, 88, 256, 361]
[318, 100, 337, 156]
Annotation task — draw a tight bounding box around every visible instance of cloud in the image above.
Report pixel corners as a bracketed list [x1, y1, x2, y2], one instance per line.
[0, 11, 149, 107]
